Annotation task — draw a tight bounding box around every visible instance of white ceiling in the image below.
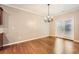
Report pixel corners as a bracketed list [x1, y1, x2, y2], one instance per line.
[4, 4, 79, 17]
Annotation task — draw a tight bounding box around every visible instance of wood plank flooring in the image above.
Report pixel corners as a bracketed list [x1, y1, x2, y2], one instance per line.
[0, 36, 79, 54]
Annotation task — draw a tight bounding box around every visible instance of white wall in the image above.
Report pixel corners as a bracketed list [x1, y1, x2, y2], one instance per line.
[2, 5, 79, 45]
[1, 5, 49, 45]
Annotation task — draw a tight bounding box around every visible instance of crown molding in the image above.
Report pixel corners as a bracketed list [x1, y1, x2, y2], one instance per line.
[2, 5, 44, 17]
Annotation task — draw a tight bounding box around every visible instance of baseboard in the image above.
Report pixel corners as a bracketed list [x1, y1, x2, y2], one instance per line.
[49, 36, 79, 43]
[74, 40, 79, 43]
[3, 36, 49, 47]
[3, 36, 79, 47]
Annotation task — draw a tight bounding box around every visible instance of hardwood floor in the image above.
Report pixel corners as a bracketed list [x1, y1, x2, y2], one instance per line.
[0, 36, 79, 54]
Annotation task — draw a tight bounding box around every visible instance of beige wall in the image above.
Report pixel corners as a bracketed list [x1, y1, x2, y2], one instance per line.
[1, 5, 49, 45]
[50, 10, 79, 42]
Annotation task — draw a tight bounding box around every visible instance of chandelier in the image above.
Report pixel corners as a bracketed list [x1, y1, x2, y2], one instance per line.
[44, 4, 53, 23]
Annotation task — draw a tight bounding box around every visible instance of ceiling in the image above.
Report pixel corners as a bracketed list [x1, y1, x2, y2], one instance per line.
[4, 4, 79, 17]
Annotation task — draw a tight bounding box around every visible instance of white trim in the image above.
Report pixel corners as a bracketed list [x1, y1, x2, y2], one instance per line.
[3, 36, 48, 47]
[50, 35, 79, 43]
[3, 35, 79, 47]
[74, 40, 79, 43]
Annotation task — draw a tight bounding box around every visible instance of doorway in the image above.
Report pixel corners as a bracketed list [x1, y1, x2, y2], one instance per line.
[55, 18, 74, 40]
